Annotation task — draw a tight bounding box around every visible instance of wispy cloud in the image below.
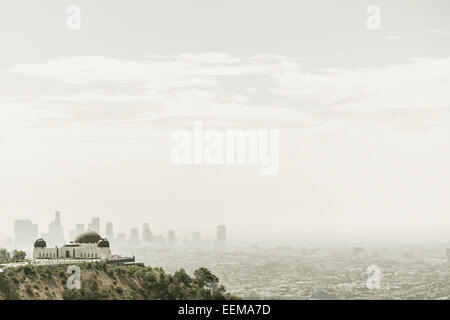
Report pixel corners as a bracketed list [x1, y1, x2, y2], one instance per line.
[8, 54, 301, 88]
[272, 57, 450, 113]
[3, 54, 450, 131]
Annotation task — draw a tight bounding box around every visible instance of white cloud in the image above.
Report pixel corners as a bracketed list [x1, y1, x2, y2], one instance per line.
[272, 57, 450, 114]
[4, 54, 307, 128]
[3, 54, 450, 132]
[8, 54, 301, 89]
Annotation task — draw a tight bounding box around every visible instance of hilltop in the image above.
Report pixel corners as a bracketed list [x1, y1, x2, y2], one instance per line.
[0, 262, 239, 300]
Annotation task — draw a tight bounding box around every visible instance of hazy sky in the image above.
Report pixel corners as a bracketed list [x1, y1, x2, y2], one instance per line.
[1, 0, 450, 241]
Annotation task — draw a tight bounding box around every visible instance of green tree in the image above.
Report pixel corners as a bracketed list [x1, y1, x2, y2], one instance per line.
[193, 268, 228, 299]
[174, 268, 192, 287]
[0, 248, 11, 263]
[11, 250, 26, 262]
[193, 267, 219, 291]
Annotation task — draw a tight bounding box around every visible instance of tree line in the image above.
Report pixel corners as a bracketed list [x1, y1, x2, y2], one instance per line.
[0, 248, 27, 264]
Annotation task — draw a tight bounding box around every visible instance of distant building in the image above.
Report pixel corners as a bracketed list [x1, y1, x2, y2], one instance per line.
[215, 225, 226, 249]
[45, 211, 65, 246]
[88, 217, 100, 233]
[143, 223, 153, 242]
[106, 222, 114, 240]
[14, 220, 38, 247]
[168, 230, 176, 245]
[129, 228, 140, 245]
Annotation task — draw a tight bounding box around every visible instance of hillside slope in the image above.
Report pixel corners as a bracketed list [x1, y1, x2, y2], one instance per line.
[0, 262, 239, 300]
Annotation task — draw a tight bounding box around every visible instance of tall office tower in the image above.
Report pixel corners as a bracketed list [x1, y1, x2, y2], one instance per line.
[168, 230, 176, 246]
[14, 220, 38, 247]
[192, 232, 201, 245]
[129, 228, 140, 245]
[88, 217, 100, 233]
[215, 225, 226, 249]
[93, 217, 100, 232]
[106, 222, 114, 240]
[143, 223, 153, 242]
[47, 211, 65, 245]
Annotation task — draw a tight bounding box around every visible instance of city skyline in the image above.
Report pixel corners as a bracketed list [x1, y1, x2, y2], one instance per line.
[7, 211, 228, 248]
[5, 209, 450, 244]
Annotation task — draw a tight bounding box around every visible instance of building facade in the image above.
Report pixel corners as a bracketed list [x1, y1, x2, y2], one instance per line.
[14, 219, 38, 246]
[33, 231, 111, 260]
[215, 225, 226, 248]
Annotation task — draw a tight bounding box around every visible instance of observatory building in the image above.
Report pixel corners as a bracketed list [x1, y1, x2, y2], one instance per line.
[33, 231, 112, 260]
